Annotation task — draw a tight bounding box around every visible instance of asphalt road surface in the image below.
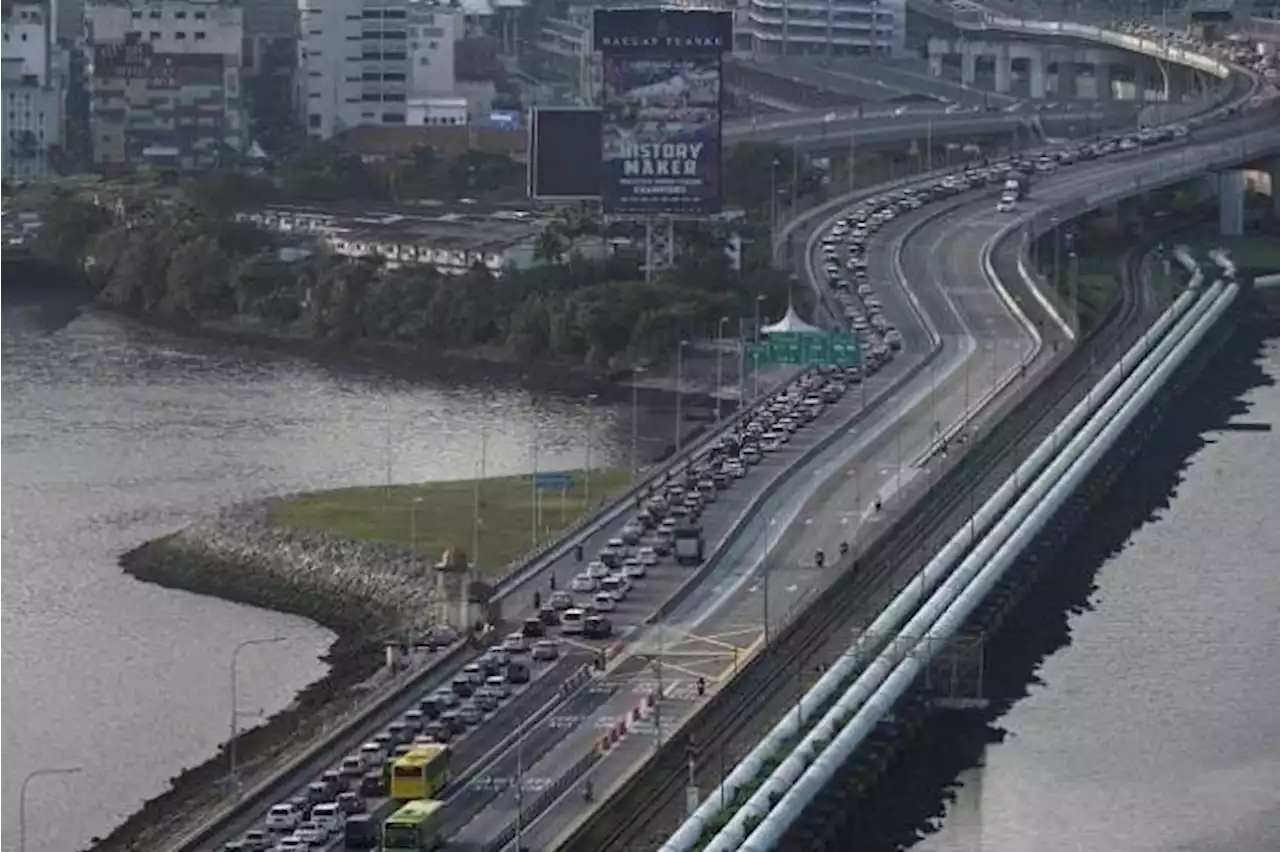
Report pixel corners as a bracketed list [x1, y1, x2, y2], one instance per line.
[448, 168, 1045, 852]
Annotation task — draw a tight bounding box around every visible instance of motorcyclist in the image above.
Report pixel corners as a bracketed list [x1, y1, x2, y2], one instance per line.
[815, 549, 825, 568]
[839, 541, 849, 557]
[583, 780, 594, 802]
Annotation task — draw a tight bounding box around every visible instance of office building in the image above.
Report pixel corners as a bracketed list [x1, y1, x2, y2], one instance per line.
[85, 0, 244, 172]
[2, 0, 65, 178]
[742, 0, 908, 57]
[301, 0, 469, 139]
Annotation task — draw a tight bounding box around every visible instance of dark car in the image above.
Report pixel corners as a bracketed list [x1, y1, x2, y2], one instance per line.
[358, 771, 386, 798]
[583, 615, 614, 639]
[506, 661, 531, 684]
[522, 617, 546, 638]
[337, 791, 365, 815]
[344, 814, 378, 850]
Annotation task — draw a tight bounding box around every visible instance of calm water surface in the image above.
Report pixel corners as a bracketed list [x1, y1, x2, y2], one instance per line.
[1, 304, 628, 852]
[916, 337, 1280, 852]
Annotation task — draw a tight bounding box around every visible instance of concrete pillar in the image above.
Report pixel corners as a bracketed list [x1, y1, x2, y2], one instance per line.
[1029, 57, 1047, 100]
[1219, 170, 1245, 237]
[961, 46, 977, 86]
[994, 47, 1012, 94]
[1057, 63, 1077, 99]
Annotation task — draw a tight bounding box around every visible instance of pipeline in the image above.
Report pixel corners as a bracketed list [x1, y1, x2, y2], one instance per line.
[738, 281, 1240, 851]
[664, 279, 1206, 852]
[697, 278, 1222, 852]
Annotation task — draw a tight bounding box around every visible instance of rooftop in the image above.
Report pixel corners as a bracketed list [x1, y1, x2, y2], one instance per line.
[256, 202, 556, 253]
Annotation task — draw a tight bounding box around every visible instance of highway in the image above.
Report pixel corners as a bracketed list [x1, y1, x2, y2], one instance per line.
[447, 161, 1069, 852]
[722, 105, 1138, 148]
[191, 32, 1278, 852]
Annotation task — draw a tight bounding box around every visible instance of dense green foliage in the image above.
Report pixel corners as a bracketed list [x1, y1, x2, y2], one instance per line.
[35, 193, 801, 370]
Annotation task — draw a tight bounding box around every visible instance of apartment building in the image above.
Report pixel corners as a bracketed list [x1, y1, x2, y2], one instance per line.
[300, 0, 469, 138]
[2, 0, 65, 178]
[85, 0, 244, 172]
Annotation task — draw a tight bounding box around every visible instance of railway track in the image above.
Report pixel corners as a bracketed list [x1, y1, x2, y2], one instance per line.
[557, 212, 1155, 852]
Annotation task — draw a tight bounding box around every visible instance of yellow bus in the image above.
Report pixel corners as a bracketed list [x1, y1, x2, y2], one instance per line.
[389, 744, 451, 801]
[382, 799, 444, 851]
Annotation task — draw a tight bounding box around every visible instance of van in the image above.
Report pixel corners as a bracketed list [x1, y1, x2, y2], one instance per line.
[561, 607, 586, 634]
[310, 802, 345, 834]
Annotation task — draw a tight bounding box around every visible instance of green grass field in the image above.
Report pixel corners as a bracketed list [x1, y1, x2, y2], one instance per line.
[268, 467, 634, 577]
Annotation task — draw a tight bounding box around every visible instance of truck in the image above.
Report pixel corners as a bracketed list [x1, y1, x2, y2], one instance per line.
[673, 526, 705, 566]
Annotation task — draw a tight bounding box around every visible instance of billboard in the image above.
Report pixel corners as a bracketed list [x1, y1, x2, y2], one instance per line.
[528, 108, 603, 201]
[594, 9, 732, 217]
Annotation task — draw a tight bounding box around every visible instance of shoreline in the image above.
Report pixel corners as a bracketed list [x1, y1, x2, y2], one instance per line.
[76, 300, 796, 852]
[98, 501, 446, 852]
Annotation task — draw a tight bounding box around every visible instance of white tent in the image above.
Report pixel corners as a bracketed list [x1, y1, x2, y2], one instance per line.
[761, 303, 823, 336]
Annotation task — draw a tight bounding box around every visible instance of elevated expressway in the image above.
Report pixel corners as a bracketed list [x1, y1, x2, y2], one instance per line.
[560, 90, 1280, 852]
[186, 22, 1268, 852]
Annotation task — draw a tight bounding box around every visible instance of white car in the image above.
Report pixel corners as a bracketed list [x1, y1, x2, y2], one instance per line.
[265, 803, 301, 833]
[996, 199, 1016, 212]
[310, 803, 346, 834]
[624, 559, 647, 579]
[570, 573, 598, 593]
[502, 632, 529, 654]
[293, 821, 328, 845]
[637, 546, 658, 566]
[274, 838, 308, 852]
[592, 592, 618, 612]
[586, 560, 610, 580]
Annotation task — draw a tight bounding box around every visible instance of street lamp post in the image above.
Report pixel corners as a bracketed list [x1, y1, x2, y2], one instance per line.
[584, 392, 599, 506]
[229, 636, 286, 792]
[674, 340, 689, 455]
[20, 767, 81, 852]
[714, 316, 729, 422]
[410, 496, 424, 551]
[631, 366, 645, 480]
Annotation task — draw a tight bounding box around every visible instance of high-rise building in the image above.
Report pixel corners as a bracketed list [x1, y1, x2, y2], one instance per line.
[300, 0, 464, 139]
[741, 0, 907, 57]
[85, 0, 244, 172]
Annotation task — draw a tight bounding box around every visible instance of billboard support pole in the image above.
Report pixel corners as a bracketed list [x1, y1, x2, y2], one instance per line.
[645, 218, 656, 285]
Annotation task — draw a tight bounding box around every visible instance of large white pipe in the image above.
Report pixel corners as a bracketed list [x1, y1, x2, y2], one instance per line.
[741, 282, 1240, 851]
[659, 284, 1201, 852]
[694, 283, 1222, 852]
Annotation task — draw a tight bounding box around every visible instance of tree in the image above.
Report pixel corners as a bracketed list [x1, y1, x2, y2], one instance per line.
[32, 192, 112, 270]
[534, 228, 565, 265]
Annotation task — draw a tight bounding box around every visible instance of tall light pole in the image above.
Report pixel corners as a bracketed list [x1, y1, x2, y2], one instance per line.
[674, 339, 689, 455]
[230, 636, 285, 792]
[411, 496, 424, 551]
[584, 392, 599, 506]
[714, 316, 729, 421]
[21, 767, 81, 852]
[631, 366, 645, 480]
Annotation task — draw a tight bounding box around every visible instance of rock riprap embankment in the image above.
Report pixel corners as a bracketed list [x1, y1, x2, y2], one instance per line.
[100, 504, 447, 852]
[122, 501, 442, 646]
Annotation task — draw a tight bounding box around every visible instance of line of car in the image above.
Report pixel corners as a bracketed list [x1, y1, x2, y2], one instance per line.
[222, 370, 877, 852]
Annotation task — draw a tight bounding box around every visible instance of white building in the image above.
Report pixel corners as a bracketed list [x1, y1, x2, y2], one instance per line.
[742, 0, 907, 58]
[2, 0, 65, 179]
[85, 0, 245, 172]
[300, 0, 464, 139]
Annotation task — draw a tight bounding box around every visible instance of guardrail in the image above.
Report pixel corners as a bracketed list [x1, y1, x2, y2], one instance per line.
[481, 749, 600, 852]
[955, 14, 1232, 78]
[736, 278, 1240, 850]
[662, 262, 1198, 852]
[166, 361, 811, 852]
